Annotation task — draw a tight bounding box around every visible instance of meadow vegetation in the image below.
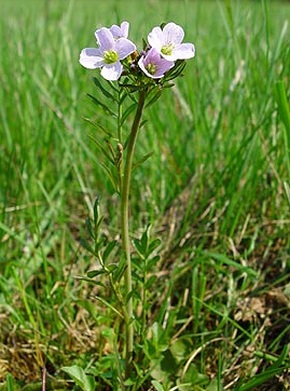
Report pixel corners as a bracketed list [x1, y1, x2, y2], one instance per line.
[0, 0, 289, 390]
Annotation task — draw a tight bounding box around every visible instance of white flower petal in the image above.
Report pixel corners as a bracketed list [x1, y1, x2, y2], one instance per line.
[109, 24, 120, 37]
[79, 48, 105, 69]
[120, 21, 129, 38]
[163, 22, 184, 44]
[172, 43, 195, 60]
[95, 27, 114, 49]
[148, 26, 164, 50]
[115, 38, 136, 60]
[100, 62, 123, 80]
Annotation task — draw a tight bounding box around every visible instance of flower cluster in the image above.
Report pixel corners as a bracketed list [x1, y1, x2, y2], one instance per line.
[80, 21, 195, 81]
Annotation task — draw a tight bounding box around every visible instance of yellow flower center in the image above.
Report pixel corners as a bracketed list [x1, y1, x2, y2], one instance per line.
[146, 63, 157, 75]
[161, 43, 174, 56]
[103, 50, 119, 64]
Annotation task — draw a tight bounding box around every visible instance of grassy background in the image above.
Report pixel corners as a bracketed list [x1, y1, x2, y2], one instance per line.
[0, 0, 289, 389]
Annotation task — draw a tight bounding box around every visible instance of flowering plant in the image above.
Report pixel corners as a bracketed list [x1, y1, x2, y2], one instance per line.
[80, 21, 194, 81]
[75, 21, 195, 389]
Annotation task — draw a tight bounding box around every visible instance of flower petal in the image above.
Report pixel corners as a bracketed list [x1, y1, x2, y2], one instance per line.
[144, 48, 160, 64]
[79, 48, 105, 69]
[120, 21, 129, 38]
[115, 38, 136, 60]
[110, 21, 129, 39]
[163, 22, 184, 44]
[148, 26, 164, 51]
[138, 56, 154, 78]
[154, 58, 174, 77]
[95, 27, 114, 49]
[172, 43, 195, 60]
[100, 62, 123, 80]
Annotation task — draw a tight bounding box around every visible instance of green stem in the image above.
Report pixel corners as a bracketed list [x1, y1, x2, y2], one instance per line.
[120, 90, 146, 374]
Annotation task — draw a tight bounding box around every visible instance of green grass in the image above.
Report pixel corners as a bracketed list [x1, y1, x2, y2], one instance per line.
[0, 0, 290, 390]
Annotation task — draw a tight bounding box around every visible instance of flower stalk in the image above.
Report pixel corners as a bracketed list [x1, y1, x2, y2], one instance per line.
[120, 90, 147, 373]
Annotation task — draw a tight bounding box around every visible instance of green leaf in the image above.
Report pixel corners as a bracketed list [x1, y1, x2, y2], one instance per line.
[144, 275, 157, 290]
[164, 60, 186, 81]
[275, 80, 290, 177]
[148, 238, 162, 254]
[145, 89, 163, 107]
[62, 365, 95, 391]
[151, 350, 177, 384]
[112, 256, 126, 282]
[84, 118, 115, 138]
[170, 339, 191, 363]
[88, 134, 115, 165]
[133, 238, 145, 258]
[151, 322, 169, 352]
[275, 80, 290, 136]
[284, 181, 290, 206]
[121, 102, 137, 126]
[126, 287, 141, 302]
[106, 263, 118, 273]
[87, 269, 106, 278]
[181, 363, 208, 386]
[95, 296, 124, 318]
[103, 240, 117, 262]
[147, 255, 161, 269]
[151, 380, 165, 391]
[207, 378, 223, 391]
[92, 76, 118, 101]
[133, 151, 154, 171]
[87, 93, 117, 117]
[93, 197, 103, 226]
[236, 345, 289, 391]
[79, 238, 96, 256]
[203, 251, 257, 277]
[85, 217, 94, 240]
[118, 82, 140, 92]
[235, 368, 283, 391]
[101, 162, 119, 192]
[5, 373, 15, 391]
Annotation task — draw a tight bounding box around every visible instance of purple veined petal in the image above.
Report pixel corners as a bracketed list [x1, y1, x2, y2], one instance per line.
[172, 43, 195, 60]
[163, 22, 184, 44]
[144, 47, 161, 64]
[148, 26, 164, 50]
[95, 27, 114, 50]
[100, 61, 123, 80]
[154, 58, 174, 76]
[139, 47, 159, 67]
[79, 48, 105, 69]
[115, 38, 136, 60]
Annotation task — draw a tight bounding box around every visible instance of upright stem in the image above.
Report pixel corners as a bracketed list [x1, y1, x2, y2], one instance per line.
[120, 90, 146, 373]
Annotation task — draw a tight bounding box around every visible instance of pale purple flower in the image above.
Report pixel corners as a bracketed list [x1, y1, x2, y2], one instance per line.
[79, 27, 136, 81]
[109, 21, 129, 40]
[148, 22, 195, 61]
[138, 48, 174, 79]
